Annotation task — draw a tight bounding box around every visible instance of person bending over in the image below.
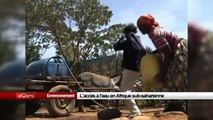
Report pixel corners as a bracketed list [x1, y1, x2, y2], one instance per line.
[137, 14, 188, 112]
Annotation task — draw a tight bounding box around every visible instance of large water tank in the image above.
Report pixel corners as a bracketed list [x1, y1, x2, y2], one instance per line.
[26, 56, 70, 80]
[0, 60, 25, 91]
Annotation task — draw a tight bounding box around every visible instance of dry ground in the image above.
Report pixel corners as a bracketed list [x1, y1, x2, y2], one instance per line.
[26, 107, 187, 120]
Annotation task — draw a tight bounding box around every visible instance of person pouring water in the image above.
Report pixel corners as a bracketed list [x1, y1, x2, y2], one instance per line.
[137, 14, 188, 112]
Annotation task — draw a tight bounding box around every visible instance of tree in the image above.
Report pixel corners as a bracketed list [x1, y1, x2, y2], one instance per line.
[25, 39, 41, 65]
[0, 40, 17, 65]
[0, 0, 25, 65]
[26, 0, 125, 75]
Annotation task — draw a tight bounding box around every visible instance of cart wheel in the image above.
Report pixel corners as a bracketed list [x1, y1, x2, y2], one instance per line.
[26, 100, 41, 116]
[46, 85, 75, 117]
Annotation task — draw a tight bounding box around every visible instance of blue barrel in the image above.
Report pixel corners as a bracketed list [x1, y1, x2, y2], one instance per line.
[0, 60, 25, 91]
[26, 56, 70, 80]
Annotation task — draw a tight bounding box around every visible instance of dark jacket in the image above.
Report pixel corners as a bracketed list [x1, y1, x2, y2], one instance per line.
[113, 32, 146, 71]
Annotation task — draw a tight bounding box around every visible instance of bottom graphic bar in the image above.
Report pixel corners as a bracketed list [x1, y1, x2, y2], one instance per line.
[0, 92, 77, 100]
[77, 92, 213, 100]
[0, 92, 213, 100]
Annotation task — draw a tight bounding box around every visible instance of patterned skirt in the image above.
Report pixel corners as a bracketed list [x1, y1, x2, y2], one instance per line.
[166, 39, 188, 89]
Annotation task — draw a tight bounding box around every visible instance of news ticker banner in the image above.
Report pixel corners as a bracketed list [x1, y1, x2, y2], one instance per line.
[78, 92, 213, 100]
[1, 92, 213, 100]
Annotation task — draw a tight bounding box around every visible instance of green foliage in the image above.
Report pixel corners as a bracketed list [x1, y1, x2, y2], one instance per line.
[0, 40, 17, 65]
[25, 39, 41, 65]
[0, 0, 25, 20]
[0, 0, 25, 65]
[26, 0, 125, 74]
[82, 53, 123, 77]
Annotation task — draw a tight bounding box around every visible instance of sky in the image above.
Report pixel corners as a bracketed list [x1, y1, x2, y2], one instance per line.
[42, 0, 189, 58]
[100, 0, 187, 49]
[188, 0, 213, 31]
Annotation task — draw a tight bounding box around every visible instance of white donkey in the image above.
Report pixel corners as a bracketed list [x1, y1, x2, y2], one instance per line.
[77, 72, 121, 112]
[78, 72, 121, 89]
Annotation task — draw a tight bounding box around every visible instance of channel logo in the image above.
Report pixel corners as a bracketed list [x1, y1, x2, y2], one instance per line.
[16, 92, 35, 99]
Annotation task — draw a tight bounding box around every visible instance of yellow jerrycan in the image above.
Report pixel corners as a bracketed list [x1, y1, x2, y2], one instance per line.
[140, 54, 163, 89]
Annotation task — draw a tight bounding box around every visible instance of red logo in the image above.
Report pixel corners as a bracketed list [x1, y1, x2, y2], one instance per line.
[16, 92, 35, 99]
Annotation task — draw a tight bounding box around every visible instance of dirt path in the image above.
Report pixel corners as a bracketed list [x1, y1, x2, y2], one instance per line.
[26, 108, 187, 120]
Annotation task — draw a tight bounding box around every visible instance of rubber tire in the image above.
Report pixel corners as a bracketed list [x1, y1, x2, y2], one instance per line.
[26, 100, 41, 116]
[46, 85, 75, 117]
